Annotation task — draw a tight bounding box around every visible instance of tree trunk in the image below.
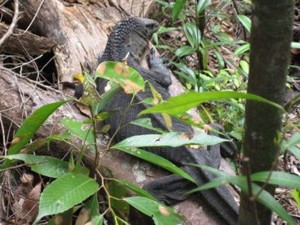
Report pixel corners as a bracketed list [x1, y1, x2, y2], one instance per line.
[239, 1, 294, 225]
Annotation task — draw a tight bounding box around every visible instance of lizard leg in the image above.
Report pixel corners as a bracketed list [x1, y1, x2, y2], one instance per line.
[147, 48, 172, 87]
[143, 174, 196, 205]
[143, 124, 239, 224]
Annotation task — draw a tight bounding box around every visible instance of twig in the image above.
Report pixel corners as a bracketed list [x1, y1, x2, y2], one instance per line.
[0, 0, 19, 46]
[91, 108, 100, 178]
[0, 113, 7, 155]
[15, 0, 46, 35]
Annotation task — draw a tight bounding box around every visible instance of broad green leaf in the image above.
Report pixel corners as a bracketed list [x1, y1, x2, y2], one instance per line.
[96, 61, 144, 95]
[1, 101, 67, 168]
[172, 0, 187, 21]
[131, 118, 165, 134]
[33, 173, 99, 224]
[124, 196, 183, 225]
[175, 45, 195, 57]
[112, 147, 195, 183]
[114, 130, 228, 148]
[114, 179, 156, 200]
[234, 43, 250, 56]
[237, 15, 251, 33]
[61, 118, 95, 151]
[187, 164, 296, 225]
[196, 0, 211, 14]
[251, 171, 300, 189]
[183, 23, 202, 49]
[139, 91, 284, 116]
[5, 154, 68, 178]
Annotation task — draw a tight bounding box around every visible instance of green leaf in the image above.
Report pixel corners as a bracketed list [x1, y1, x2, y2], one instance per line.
[175, 63, 197, 86]
[108, 180, 130, 214]
[291, 189, 300, 207]
[114, 179, 156, 200]
[47, 133, 72, 142]
[1, 101, 67, 169]
[183, 23, 202, 49]
[139, 91, 284, 116]
[281, 132, 300, 160]
[213, 48, 224, 69]
[234, 43, 250, 56]
[124, 196, 183, 225]
[33, 173, 99, 224]
[95, 81, 121, 113]
[5, 154, 68, 178]
[196, 0, 211, 15]
[175, 45, 195, 57]
[114, 130, 228, 148]
[237, 15, 251, 33]
[282, 132, 300, 151]
[61, 118, 95, 151]
[131, 118, 165, 134]
[287, 146, 300, 160]
[75, 72, 101, 112]
[152, 26, 177, 44]
[90, 214, 104, 225]
[96, 61, 145, 95]
[84, 194, 100, 221]
[251, 171, 300, 189]
[112, 147, 195, 183]
[240, 60, 249, 74]
[172, 0, 187, 21]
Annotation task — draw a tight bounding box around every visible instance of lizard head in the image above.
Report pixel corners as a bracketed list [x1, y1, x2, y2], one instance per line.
[101, 17, 159, 63]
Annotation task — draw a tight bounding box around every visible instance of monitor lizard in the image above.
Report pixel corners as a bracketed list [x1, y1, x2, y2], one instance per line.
[96, 17, 239, 225]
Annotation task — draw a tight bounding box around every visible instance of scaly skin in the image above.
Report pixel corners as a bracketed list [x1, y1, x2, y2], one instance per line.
[96, 17, 239, 225]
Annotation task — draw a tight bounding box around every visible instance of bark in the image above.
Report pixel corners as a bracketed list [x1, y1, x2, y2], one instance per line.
[0, 23, 56, 56]
[17, 0, 156, 85]
[239, 1, 294, 225]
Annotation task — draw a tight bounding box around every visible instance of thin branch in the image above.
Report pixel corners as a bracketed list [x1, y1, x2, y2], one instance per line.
[15, 0, 46, 35]
[0, 0, 19, 46]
